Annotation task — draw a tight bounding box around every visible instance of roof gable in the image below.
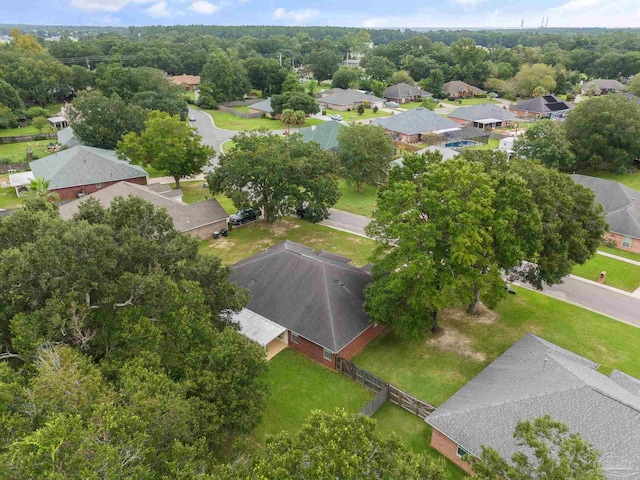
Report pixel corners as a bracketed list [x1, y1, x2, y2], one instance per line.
[383, 83, 431, 99]
[426, 334, 640, 479]
[373, 107, 460, 135]
[251, 98, 273, 113]
[298, 120, 344, 150]
[317, 89, 382, 106]
[448, 104, 517, 122]
[512, 95, 572, 114]
[30, 146, 147, 190]
[230, 241, 373, 352]
[443, 81, 486, 95]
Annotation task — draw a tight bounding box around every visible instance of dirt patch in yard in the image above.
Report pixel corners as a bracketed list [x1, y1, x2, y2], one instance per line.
[271, 219, 300, 236]
[426, 327, 487, 362]
[441, 304, 499, 325]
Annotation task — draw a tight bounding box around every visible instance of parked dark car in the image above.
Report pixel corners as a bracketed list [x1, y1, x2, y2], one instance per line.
[229, 209, 259, 225]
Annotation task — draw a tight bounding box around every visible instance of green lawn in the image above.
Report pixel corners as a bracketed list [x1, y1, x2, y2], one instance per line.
[206, 109, 323, 131]
[572, 253, 640, 292]
[334, 179, 378, 217]
[464, 137, 500, 151]
[0, 187, 23, 209]
[171, 180, 235, 214]
[183, 90, 196, 102]
[323, 108, 390, 122]
[199, 217, 376, 267]
[251, 349, 373, 444]
[354, 286, 640, 406]
[231, 105, 251, 113]
[220, 139, 234, 154]
[0, 125, 54, 138]
[373, 404, 466, 480]
[396, 101, 425, 110]
[441, 98, 499, 106]
[594, 171, 640, 191]
[143, 165, 169, 178]
[0, 140, 54, 164]
[598, 245, 640, 263]
[44, 103, 63, 116]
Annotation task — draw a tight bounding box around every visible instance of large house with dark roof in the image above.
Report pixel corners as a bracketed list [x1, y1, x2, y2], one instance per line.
[426, 334, 640, 478]
[511, 94, 573, 119]
[58, 182, 229, 240]
[372, 107, 461, 143]
[442, 81, 486, 99]
[29, 145, 148, 200]
[383, 83, 431, 104]
[448, 104, 518, 129]
[571, 174, 640, 254]
[317, 88, 383, 111]
[230, 241, 385, 366]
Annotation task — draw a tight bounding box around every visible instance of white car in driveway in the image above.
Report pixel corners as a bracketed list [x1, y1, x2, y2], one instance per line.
[330, 114, 343, 121]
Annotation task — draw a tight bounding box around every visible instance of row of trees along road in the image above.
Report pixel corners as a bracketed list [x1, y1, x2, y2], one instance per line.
[365, 150, 606, 338]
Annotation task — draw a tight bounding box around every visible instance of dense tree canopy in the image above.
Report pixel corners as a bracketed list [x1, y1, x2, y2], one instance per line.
[214, 409, 446, 480]
[199, 49, 250, 107]
[565, 94, 640, 173]
[514, 63, 557, 97]
[513, 119, 575, 171]
[207, 131, 339, 223]
[332, 67, 362, 89]
[68, 91, 147, 149]
[270, 91, 319, 115]
[471, 416, 605, 480]
[305, 49, 342, 81]
[0, 197, 267, 476]
[244, 57, 289, 96]
[117, 110, 214, 189]
[337, 124, 394, 193]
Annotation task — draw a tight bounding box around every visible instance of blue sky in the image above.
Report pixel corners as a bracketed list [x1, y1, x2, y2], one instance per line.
[3, 0, 640, 28]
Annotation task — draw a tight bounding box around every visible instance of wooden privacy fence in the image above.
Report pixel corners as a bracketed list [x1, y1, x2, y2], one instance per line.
[0, 132, 56, 144]
[336, 356, 436, 419]
[0, 162, 29, 174]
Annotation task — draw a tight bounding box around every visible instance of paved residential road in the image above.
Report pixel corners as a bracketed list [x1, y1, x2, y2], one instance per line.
[321, 208, 371, 237]
[189, 107, 235, 170]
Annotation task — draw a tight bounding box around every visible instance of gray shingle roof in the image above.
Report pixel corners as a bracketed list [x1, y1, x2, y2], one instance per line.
[383, 83, 431, 100]
[57, 126, 82, 147]
[250, 98, 273, 113]
[298, 120, 344, 151]
[58, 181, 228, 233]
[426, 334, 640, 480]
[373, 108, 460, 135]
[317, 89, 382, 106]
[442, 81, 486, 96]
[583, 79, 626, 92]
[448, 104, 517, 122]
[571, 174, 640, 239]
[30, 146, 147, 190]
[512, 95, 572, 114]
[230, 241, 373, 353]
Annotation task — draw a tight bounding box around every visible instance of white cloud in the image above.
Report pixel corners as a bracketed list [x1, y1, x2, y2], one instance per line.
[272, 7, 319, 23]
[90, 14, 122, 24]
[145, 1, 172, 17]
[189, 0, 219, 14]
[70, 0, 155, 12]
[552, 0, 602, 11]
[452, 0, 483, 5]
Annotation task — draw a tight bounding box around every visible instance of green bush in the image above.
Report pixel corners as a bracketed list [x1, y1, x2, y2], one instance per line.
[372, 105, 378, 113]
[26, 106, 49, 119]
[357, 104, 365, 115]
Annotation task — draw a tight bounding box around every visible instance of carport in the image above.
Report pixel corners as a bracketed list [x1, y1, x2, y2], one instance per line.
[234, 308, 288, 360]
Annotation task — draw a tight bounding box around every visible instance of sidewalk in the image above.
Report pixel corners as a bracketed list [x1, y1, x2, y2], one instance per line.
[596, 250, 640, 298]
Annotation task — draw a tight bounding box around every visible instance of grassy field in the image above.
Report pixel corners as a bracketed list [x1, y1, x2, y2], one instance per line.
[598, 245, 640, 262]
[594, 171, 640, 191]
[464, 137, 500, 151]
[323, 108, 391, 122]
[231, 105, 251, 113]
[251, 349, 373, 444]
[199, 217, 376, 266]
[0, 140, 54, 164]
[220, 139, 234, 154]
[171, 180, 235, 214]
[0, 187, 23, 209]
[572, 253, 640, 292]
[441, 98, 499, 106]
[373, 404, 466, 480]
[334, 179, 378, 217]
[354, 286, 640, 406]
[206, 109, 323, 131]
[44, 103, 63, 115]
[0, 124, 54, 137]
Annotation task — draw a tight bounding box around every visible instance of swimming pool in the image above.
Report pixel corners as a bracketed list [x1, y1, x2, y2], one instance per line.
[445, 140, 480, 148]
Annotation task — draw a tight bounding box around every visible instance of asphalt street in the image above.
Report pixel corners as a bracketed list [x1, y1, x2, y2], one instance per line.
[188, 107, 235, 170]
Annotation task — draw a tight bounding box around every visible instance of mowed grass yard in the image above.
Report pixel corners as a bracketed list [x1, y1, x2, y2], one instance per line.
[0, 186, 23, 209]
[251, 349, 373, 444]
[334, 179, 378, 217]
[323, 108, 390, 122]
[465, 137, 500, 151]
[206, 109, 323, 131]
[572, 253, 640, 292]
[441, 98, 500, 106]
[0, 140, 54, 164]
[354, 286, 640, 407]
[199, 217, 376, 267]
[0, 124, 54, 137]
[172, 180, 235, 213]
[598, 245, 640, 263]
[594, 171, 640, 191]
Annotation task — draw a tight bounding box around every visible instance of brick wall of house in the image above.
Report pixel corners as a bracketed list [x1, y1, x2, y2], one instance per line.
[288, 331, 336, 369]
[186, 219, 229, 240]
[511, 109, 541, 119]
[605, 232, 640, 254]
[339, 324, 387, 360]
[449, 117, 469, 126]
[52, 176, 147, 200]
[430, 429, 474, 474]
